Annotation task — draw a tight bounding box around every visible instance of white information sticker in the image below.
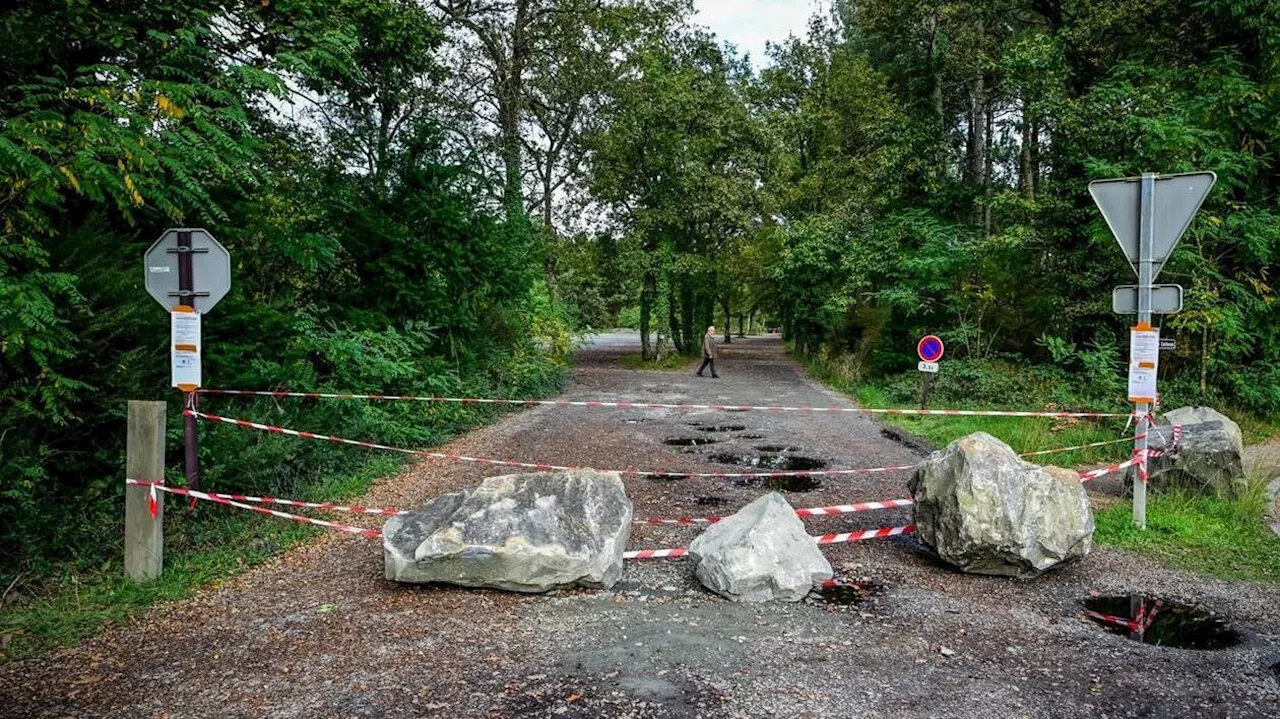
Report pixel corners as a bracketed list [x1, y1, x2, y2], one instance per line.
[171, 310, 201, 346]
[171, 310, 202, 388]
[917, 361, 939, 373]
[1128, 327, 1160, 402]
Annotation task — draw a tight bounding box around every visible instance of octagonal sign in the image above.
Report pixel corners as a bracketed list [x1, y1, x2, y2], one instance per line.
[143, 228, 231, 313]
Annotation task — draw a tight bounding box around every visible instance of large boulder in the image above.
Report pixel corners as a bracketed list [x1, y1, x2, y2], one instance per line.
[909, 432, 1093, 578]
[382, 470, 631, 592]
[1130, 406, 1245, 493]
[689, 493, 832, 602]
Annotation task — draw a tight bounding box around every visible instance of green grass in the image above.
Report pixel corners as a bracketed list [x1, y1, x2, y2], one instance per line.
[619, 352, 699, 371]
[1095, 486, 1280, 583]
[0, 454, 399, 662]
[822, 368, 1132, 467]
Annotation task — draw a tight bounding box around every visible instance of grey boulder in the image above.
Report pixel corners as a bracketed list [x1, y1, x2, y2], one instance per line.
[382, 470, 631, 592]
[689, 492, 832, 602]
[909, 432, 1093, 578]
[1131, 406, 1245, 494]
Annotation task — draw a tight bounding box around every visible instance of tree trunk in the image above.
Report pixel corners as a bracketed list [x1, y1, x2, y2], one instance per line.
[669, 282, 684, 354]
[1019, 94, 1036, 199]
[639, 271, 655, 360]
[499, 0, 532, 228]
[984, 94, 993, 234]
[748, 310, 755, 335]
[1200, 325, 1209, 394]
[722, 299, 731, 343]
[928, 10, 946, 181]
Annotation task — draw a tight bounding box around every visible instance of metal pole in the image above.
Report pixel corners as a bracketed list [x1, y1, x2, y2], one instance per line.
[1133, 173, 1156, 529]
[177, 230, 201, 500]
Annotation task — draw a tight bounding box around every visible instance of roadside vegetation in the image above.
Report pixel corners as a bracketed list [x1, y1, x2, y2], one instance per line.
[799, 350, 1280, 584]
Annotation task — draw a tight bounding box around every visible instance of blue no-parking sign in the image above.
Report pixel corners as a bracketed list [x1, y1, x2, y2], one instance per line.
[917, 335, 944, 363]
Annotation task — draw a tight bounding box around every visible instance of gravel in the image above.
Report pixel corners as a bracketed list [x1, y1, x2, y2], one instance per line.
[2, 333, 1277, 718]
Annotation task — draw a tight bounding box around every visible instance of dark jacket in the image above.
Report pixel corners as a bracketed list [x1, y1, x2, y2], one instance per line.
[702, 332, 717, 359]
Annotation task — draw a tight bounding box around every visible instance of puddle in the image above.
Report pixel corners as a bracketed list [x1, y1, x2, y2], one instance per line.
[737, 434, 765, 439]
[695, 496, 727, 506]
[734, 474, 822, 492]
[621, 418, 651, 424]
[1082, 595, 1242, 650]
[756, 445, 800, 453]
[695, 425, 747, 433]
[709, 453, 827, 472]
[724, 408, 750, 412]
[664, 437, 719, 447]
[809, 578, 888, 607]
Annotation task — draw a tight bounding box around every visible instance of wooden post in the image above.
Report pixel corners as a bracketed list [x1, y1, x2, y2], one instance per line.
[125, 400, 166, 581]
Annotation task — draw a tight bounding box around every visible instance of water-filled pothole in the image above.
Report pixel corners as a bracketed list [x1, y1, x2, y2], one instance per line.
[756, 445, 800, 453]
[734, 474, 822, 492]
[694, 424, 748, 432]
[808, 578, 888, 607]
[724, 408, 750, 412]
[695, 496, 727, 507]
[1082, 595, 1242, 650]
[664, 437, 719, 447]
[737, 434, 765, 439]
[620, 418, 650, 424]
[708, 453, 827, 471]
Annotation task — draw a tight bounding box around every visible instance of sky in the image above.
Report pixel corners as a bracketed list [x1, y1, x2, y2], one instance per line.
[692, 0, 824, 66]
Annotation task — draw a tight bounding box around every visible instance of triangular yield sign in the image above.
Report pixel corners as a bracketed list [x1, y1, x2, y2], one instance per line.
[1088, 172, 1216, 280]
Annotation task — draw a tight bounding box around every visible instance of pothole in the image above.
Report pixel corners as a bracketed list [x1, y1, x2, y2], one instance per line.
[734, 474, 822, 492]
[1082, 595, 1242, 650]
[807, 578, 888, 608]
[695, 425, 747, 433]
[724, 408, 750, 412]
[756, 445, 800, 453]
[708, 453, 827, 471]
[737, 434, 765, 439]
[695, 496, 727, 507]
[880, 426, 934, 455]
[664, 437, 719, 447]
[621, 417, 651, 424]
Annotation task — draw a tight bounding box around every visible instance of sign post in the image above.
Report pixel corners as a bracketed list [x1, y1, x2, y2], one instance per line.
[916, 335, 944, 409]
[144, 229, 231, 500]
[1090, 171, 1215, 529]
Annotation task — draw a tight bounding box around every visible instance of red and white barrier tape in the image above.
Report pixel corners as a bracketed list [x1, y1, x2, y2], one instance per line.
[624, 524, 916, 560]
[1082, 598, 1164, 633]
[638, 498, 914, 526]
[126, 480, 382, 538]
[197, 388, 1130, 419]
[128, 480, 406, 516]
[184, 409, 918, 479]
[1018, 435, 1140, 457]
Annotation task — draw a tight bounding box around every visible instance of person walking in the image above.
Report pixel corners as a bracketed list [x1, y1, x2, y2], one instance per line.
[696, 325, 719, 378]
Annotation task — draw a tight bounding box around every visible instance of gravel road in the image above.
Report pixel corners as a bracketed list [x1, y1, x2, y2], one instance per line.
[2, 334, 1277, 718]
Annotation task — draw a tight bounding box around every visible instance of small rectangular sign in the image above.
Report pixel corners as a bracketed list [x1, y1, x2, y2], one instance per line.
[918, 361, 939, 373]
[1112, 284, 1183, 314]
[171, 310, 201, 388]
[1159, 338, 1175, 351]
[1128, 327, 1160, 402]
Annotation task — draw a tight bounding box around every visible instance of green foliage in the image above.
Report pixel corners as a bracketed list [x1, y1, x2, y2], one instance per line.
[756, 0, 1280, 421]
[0, 0, 566, 605]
